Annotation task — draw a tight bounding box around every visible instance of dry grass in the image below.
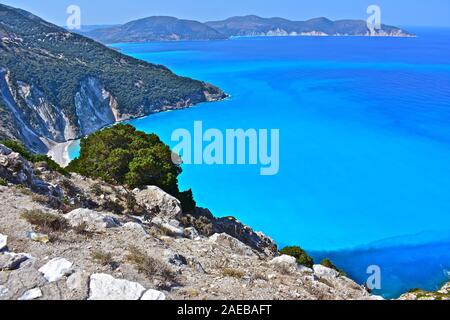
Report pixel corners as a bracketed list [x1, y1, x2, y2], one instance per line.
[126, 246, 177, 283]
[73, 221, 94, 237]
[91, 250, 116, 268]
[222, 268, 245, 279]
[21, 209, 69, 232]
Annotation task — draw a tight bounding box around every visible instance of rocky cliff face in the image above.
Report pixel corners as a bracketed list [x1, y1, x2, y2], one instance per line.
[0, 145, 381, 300]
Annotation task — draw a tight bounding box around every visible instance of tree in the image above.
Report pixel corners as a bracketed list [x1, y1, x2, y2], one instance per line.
[67, 124, 194, 211]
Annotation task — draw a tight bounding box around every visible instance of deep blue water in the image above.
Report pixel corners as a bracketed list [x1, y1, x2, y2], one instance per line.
[69, 28, 450, 298]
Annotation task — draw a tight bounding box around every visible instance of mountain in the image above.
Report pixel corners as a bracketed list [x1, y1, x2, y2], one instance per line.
[84, 16, 228, 43]
[0, 4, 226, 154]
[205, 15, 414, 37]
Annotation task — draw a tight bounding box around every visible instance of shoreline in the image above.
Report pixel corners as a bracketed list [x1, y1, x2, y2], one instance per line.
[47, 140, 74, 167]
[46, 94, 230, 167]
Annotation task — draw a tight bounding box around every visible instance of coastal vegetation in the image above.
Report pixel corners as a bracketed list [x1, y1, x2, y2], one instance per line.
[280, 246, 314, 268]
[67, 124, 196, 212]
[320, 258, 347, 276]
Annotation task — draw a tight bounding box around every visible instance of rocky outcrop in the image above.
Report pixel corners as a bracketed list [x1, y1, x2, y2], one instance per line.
[0, 144, 61, 196]
[399, 282, 450, 300]
[179, 207, 278, 256]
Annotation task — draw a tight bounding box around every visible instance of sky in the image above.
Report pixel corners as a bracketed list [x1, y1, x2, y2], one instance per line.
[1, 0, 449, 27]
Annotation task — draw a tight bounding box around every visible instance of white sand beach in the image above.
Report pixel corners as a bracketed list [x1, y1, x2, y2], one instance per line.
[47, 141, 73, 167]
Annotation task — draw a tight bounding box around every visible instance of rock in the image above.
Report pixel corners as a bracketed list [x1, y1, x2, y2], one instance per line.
[18, 288, 42, 300]
[313, 265, 339, 279]
[65, 208, 120, 232]
[152, 217, 184, 237]
[184, 227, 200, 240]
[209, 233, 254, 256]
[141, 289, 166, 300]
[88, 273, 146, 300]
[0, 233, 7, 251]
[269, 255, 297, 266]
[123, 222, 147, 236]
[39, 258, 74, 282]
[0, 285, 8, 297]
[193, 208, 278, 256]
[134, 186, 182, 219]
[298, 265, 314, 273]
[0, 252, 30, 270]
[164, 250, 187, 266]
[67, 271, 89, 293]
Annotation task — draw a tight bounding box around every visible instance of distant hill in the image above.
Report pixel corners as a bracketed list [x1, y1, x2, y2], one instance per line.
[206, 15, 414, 37]
[85, 15, 414, 44]
[0, 4, 225, 153]
[85, 16, 228, 43]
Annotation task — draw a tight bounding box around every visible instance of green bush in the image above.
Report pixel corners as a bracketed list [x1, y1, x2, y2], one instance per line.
[67, 124, 194, 212]
[1, 140, 68, 175]
[280, 246, 314, 268]
[0, 178, 7, 186]
[320, 258, 347, 276]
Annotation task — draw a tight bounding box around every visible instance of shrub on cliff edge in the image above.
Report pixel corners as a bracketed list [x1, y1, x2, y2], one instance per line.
[67, 124, 195, 212]
[280, 246, 314, 268]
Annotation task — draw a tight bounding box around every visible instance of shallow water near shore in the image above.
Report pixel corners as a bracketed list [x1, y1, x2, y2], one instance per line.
[69, 28, 450, 298]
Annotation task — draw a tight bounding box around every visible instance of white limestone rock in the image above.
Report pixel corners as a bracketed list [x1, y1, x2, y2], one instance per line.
[18, 288, 42, 300]
[38, 258, 73, 282]
[313, 264, 340, 279]
[0, 233, 7, 251]
[65, 208, 120, 232]
[269, 255, 297, 266]
[134, 186, 182, 219]
[141, 289, 166, 300]
[88, 273, 146, 300]
[0, 285, 8, 297]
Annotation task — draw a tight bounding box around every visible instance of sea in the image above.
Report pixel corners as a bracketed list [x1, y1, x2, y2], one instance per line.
[69, 27, 450, 298]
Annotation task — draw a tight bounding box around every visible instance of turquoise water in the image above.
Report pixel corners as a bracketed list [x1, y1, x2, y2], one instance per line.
[69, 28, 450, 298]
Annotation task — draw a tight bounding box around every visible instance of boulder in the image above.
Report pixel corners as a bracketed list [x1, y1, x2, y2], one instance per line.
[65, 208, 120, 232]
[38, 258, 74, 282]
[18, 288, 42, 300]
[134, 186, 182, 219]
[269, 255, 297, 266]
[88, 273, 146, 300]
[0, 252, 30, 271]
[209, 233, 254, 256]
[313, 264, 340, 279]
[141, 289, 166, 300]
[0, 233, 7, 251]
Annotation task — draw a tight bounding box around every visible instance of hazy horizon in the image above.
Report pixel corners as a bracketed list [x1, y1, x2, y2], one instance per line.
[1, 0, 449, 28]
